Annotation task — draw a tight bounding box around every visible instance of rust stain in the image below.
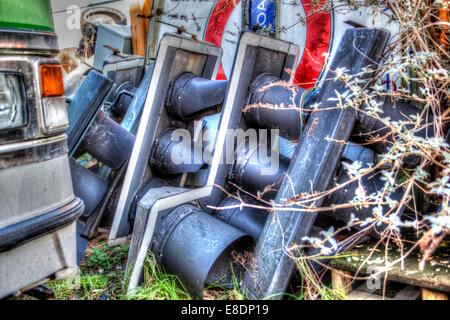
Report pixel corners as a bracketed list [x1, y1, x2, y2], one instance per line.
[308, 118, 319, 136]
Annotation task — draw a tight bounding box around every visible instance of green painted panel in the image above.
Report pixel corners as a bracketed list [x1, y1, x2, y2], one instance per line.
[0, 0, 54, 32]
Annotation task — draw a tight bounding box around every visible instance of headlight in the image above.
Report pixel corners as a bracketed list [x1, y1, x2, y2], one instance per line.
[0, 72, 27, 131]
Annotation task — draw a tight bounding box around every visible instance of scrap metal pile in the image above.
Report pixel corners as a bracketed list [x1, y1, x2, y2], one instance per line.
[1, 0, 448, 300]
[63, 26, 433, 299]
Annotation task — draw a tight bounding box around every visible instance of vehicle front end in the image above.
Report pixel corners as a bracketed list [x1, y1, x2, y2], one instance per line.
[0, 0, 84, 298]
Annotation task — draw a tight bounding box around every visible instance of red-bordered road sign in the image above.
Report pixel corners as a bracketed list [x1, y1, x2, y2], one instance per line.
[205, 0, 332, 88]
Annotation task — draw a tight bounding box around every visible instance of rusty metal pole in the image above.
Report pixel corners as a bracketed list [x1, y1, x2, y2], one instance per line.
[242, 28, 390, 300]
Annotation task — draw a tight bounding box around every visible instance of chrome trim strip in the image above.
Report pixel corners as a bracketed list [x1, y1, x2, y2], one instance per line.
[0, 134, 66, 154]
[0, 135, 68, 169]
[0, 29, 59, 53]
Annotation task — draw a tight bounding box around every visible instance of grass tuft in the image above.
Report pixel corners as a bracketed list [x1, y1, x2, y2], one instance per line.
[123, 255, 192, 300]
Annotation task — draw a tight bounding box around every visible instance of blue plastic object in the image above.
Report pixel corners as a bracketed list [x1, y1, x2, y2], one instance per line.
[67, 70, 113, 155]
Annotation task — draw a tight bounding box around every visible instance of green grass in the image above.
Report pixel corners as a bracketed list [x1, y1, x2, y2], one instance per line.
[286, 255, 348, 301]
[85, 243, 130, 273]
[123, 256, 192, 300]
[203, 265, 247, 300]
[46, 277, 78, 300]
[48, 240, 129, 300]
[47, 240, 195, 300]
[48, 274, 111, 300]
[46, 239, 339, 301]
[46, 239, 251, 300]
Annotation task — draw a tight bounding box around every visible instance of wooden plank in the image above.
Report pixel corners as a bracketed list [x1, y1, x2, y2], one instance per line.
[129, 0, 147, 56]
[331, 270, 353, 294]
[422, 288, 449, 300]
[330, 245, 450, 293]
